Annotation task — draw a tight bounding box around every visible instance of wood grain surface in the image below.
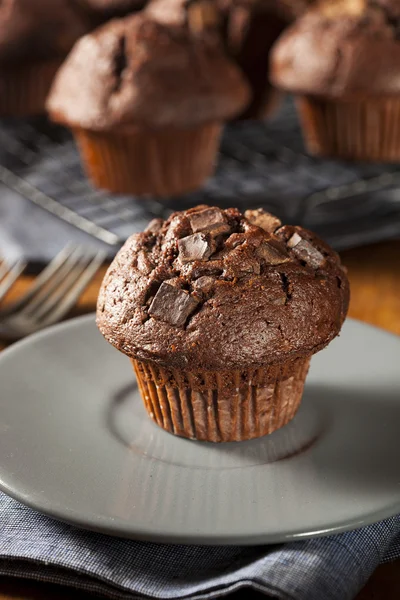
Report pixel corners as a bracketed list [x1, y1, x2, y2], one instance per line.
[1, 240, 400, 600]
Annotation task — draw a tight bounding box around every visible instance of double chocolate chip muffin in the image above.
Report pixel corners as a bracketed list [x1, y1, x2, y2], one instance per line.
[47, 13, 249, 196]
[97, 205, 349, 443]
[271, 0, 400, 161]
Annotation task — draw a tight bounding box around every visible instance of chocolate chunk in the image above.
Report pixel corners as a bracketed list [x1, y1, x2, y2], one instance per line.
[145, 218, 163, 234]
[181, 260, 224, 279]
[287, 234, 325, 269]
[193, 276, 215, 294]
[224, 246, 261, 278]
[189, 207, 230, 237]
[271, 295, 287, 306]
[257, 241, 291, 265]
[178, 233, 215, 263]
[287, 232, 302, 249]
[165, 215, 192, 241]
[148, 282, 199, 327]
[244, 209, 282, 233]
[225, 233, 246, 249]
[137, 250, 153, 275]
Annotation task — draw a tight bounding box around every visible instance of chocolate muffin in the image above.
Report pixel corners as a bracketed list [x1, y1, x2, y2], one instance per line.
[218, 0, 315, 119]
[97, 205, 349, 442]
[271, 0, 400, 161]
[47, 13, 250, 197]
[0, 0, 91, 116]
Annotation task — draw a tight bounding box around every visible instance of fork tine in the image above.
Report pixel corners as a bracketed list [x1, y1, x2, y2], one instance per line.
[0, 261, 10, 282]
[31, 250, 94, 321]
[0, 259, 27, 303]
[2, 245, 77, 315]
[40, 250, 106, 326]
[22, 245, 87, 316]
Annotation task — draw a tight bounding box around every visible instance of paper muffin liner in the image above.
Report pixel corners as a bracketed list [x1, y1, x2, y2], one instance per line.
[73, 123, 222, 197]
[0, 60, 61, 117]
[132, 356, 311, 442]
[297, 96, 400, 162]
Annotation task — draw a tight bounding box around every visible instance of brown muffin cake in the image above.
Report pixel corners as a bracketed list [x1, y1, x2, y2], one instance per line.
[47, 13, 250, 196]
[0, 0, 91, 116]
[97, 205, 349, 442]
[271, 0, 400, 161]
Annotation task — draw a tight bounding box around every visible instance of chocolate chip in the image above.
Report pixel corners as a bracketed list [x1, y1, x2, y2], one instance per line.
[178, 233, 215, 263]
[244, 209, 282, 233]
[287, 234, 325, 269]
[193, 276, 214, 294]
[145, 218, 163, 233]
[287, 232, 302, 249]
[224, 246, 261, 278]
[182, 260, 224, 279]
[148, 282, 199, 327]
[257, 241, 291, 265]
[189, 207, 230, 237]
[271, 295, 287, 306]
[137, 250, 153, 274]
[225, 233, 246, 249]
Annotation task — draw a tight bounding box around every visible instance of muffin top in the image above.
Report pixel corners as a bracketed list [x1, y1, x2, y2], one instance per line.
[271, 0, 400, 97]
[97, 205, 349, 371]
[47, 13, 250, 131]
[0, 0, 90, 65]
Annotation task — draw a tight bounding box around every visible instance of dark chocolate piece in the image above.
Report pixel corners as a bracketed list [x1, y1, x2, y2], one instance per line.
[271, 295, 287, 305]
[148, 282, 198, 327]
[224, 246, 261, 278]
[137, 250, 153, 274]
[257, 241, 290, 265]
[145, 218, 163, 233]
[287, 234, 325, 269]
[225, 232, 246, 249]
[178, 233, 215, 263]
[244, 209, 282, 233]
[189, 207, 230, 237]
[193, 275, 215, 293]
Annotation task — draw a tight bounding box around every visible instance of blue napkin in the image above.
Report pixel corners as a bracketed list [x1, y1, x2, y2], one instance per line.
[1, 492, 400, 600]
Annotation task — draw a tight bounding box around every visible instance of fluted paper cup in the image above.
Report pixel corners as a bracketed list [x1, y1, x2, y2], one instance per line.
[132, 356, 311, 442]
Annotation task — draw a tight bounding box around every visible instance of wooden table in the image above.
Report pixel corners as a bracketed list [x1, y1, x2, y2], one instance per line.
[1, 240, 400, 600]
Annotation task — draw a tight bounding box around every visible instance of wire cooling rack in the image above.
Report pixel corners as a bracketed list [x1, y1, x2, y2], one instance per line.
[1, 98, 400, 254]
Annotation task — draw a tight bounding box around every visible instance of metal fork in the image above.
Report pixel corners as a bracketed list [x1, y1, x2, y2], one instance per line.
[0, 245, 106, 341]
[0, 258, 27, 305]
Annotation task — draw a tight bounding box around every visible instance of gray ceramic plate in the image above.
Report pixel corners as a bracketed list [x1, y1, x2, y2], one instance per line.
[0, 316, 399, 545]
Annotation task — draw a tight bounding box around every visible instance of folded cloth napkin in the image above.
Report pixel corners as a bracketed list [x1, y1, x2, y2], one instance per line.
[1, 492, 400, 600]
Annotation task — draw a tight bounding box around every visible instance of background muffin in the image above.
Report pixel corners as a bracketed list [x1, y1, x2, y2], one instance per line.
[218, 0, 315, 119]
[47, 13, 250, 197]
[0, 0, 91, 116]
[271, 0, 400, 161]
[97, 205, 349, 442]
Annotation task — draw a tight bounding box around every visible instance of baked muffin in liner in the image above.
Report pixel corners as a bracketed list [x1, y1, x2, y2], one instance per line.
[47, 12, 250, 196]
[271, 1, 400, 161]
